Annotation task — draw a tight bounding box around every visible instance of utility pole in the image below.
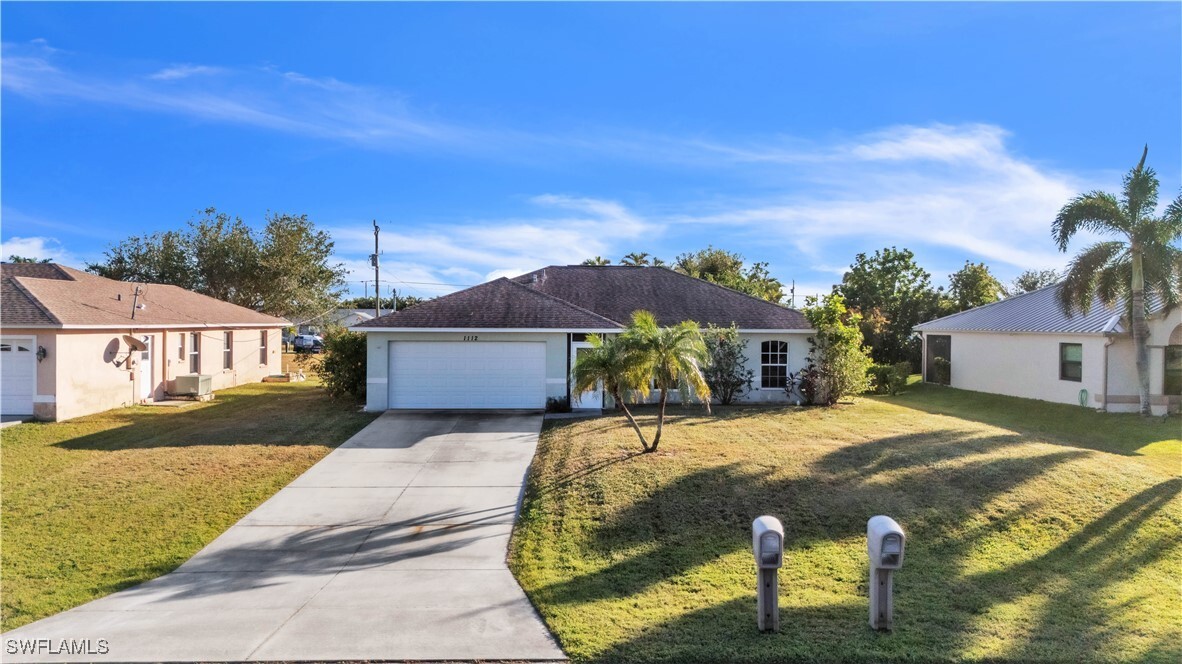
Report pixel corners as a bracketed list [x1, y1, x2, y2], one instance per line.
[371, 220, 381, 319]
[790, 280, 795, 308]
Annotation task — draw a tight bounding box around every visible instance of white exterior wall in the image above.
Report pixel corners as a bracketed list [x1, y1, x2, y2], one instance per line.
[362, 331, 570, 412]
[629, 332, 812, 405]
[930, 331, 1107, 407]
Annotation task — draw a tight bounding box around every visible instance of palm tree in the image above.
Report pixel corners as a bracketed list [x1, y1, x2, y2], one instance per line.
[570, 334, 653, 451]
[581, 256, 611, 266]
[620, 252, 652, 266]
[1053, 146, 1182, 415]
[620, 310, 712, 452]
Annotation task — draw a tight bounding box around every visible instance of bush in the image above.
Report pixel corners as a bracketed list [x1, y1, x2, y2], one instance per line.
[804, 294, 873, 406]
[702, 324, 754, 405]
[933, 356, 951, 385]
[546, 396, 572, 413]
[867, 361, 912, 395]
[315, 328, 367, 400]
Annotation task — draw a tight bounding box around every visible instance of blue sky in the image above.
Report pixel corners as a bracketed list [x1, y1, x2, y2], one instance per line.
[2, 2, 1179, 302]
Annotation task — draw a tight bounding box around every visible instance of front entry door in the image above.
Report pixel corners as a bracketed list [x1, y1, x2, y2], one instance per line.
[572, 343, 603, 409]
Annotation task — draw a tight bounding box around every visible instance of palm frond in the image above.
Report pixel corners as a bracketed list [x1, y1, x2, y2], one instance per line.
[1140, 242, 1182, 311]
[1052, 192, 1127, 250]
[1058, 241, 1128, 315]
[1122, 145, 1159, 222]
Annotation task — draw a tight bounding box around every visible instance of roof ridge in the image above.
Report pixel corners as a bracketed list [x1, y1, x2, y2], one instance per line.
[9, 276, 63, 325]
[502, 277, 624, 326]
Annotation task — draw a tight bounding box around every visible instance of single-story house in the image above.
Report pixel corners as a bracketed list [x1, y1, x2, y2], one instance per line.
[296, 308, 394, 336]
[1, 262, 288, 421]
[914, 283, 1181, 415]
[353, 265, 813, 411]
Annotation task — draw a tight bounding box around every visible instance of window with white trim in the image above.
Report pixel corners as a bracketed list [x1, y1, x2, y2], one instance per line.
[760, 340, 788, 389]
[223, 331, 234, 370]
[259, 331, 268, 365]
[188, 332, 200, 374]
[1059, 343, 1082, 382]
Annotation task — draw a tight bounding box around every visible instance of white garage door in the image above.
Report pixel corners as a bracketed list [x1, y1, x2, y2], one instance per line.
[389, 341, 547, 409]
[1, 338, 36, 416]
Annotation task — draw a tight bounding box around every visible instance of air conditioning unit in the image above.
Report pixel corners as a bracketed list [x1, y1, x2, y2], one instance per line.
[174, 374, 213, 396]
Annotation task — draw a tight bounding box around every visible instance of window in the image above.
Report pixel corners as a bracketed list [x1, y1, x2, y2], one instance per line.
[1059, 343, 1082, 382]
[223, 331, 233, 370]
[760, 340, 788, 389]
[259, 331, 268, 365]
[188, 332, 200, 374]
[1166, 346, 1182, 396]
[178, 334, 185, 361]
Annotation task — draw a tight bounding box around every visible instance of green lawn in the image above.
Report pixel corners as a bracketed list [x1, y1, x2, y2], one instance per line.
[510, 383, 1181, 663]
[0, 380, 377, 632]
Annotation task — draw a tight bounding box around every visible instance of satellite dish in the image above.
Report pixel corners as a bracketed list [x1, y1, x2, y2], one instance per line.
[123, 335, 148, 352]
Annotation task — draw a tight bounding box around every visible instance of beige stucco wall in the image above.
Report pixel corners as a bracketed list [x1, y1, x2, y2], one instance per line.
[1, 326, 281, 422]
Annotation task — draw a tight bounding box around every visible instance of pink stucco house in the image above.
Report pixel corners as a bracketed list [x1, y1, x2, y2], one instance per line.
[1, 262, 288, 422]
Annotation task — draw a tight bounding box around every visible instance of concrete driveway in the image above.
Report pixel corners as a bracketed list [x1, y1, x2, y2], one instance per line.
[2, 411, 566, 663]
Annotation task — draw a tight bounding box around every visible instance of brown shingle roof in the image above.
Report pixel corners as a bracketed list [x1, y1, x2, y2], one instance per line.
[0, 263, 288, 328]
[357, 266, 810, 330]
[356, 278, 620, 329]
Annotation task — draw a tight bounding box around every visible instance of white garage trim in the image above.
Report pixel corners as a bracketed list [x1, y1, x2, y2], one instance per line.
[1, 335, 37, 416]
[388, 340, 547, 410]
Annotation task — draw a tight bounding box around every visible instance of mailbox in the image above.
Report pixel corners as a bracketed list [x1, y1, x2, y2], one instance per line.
[867, 515, 905, 570]
[867, 515, 906, 631]
[752, 516, 784, 569]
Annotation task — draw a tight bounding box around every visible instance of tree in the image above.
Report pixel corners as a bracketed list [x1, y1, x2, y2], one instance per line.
[620, 252, 653, 266]
[673, 246, 784, 302]
[834, 247, 941, 365]
[947, 261, 1005, 312]
[581, 256, 611, 265]
[1052, 146, 1182, 415]
[7, 256, 51, 263]
[570, 333, 651, 451]
[1008, 269, 1060, 295]
[702, 324, 754, 405]
[88, 208, 347, 321]
[803, 294, 873, 405]
[341, 295, 425, 311]
[620, 311, 712, 452]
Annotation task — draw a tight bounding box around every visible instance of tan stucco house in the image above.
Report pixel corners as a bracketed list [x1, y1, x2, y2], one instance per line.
[915, 283, 1181, 415]
[353, 265, 814, 411]
[1, 262, 288, 422]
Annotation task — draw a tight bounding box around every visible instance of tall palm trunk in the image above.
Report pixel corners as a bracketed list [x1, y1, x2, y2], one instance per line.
[649, 387, 669, 453]
[1130, 246, 1151, 415]
[612, 388, 652, 452]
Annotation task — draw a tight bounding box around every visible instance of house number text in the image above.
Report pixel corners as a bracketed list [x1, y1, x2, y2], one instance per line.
[463, 335, 479, 341]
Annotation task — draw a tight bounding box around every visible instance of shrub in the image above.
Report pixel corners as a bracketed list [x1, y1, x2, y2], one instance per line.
[546, 396, 572, 413]
[702, 324, 755, 405]
[315, 328, 367, 400]
[804, 294, 873, 406]
[933, 356, 951, 385]
[867, 361, 912, 395]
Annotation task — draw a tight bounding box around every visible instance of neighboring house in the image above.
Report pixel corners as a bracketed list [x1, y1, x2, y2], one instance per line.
[297, 309, 393, 335]
[914, 283, 1181, 415]
[1, 263, 288, 421]
[353, 265, 813, 411]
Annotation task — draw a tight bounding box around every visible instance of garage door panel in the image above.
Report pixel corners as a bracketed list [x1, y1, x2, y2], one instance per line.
[1, 337, 36, 416]
[389, 341, 547, 410]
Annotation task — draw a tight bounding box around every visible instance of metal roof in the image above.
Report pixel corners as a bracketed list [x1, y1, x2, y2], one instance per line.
[914, 283, 1150, 335]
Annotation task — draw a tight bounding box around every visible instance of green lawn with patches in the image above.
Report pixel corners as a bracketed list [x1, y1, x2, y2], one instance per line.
[0, 380, 376, 632]
[510, 383, 1181, 663]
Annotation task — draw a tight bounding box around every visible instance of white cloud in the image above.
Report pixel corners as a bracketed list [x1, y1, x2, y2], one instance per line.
[148, 64, 224, 81]
[0, 236, 77, 264]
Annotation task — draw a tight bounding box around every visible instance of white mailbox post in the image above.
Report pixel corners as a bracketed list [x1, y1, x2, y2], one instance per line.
[867, 515, 906, 631]
[751, 515, 784, 632]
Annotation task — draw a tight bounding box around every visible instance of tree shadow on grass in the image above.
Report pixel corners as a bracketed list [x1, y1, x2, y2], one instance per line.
[523, 425, 1180, 662]
[875, 383, 1180, 460]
